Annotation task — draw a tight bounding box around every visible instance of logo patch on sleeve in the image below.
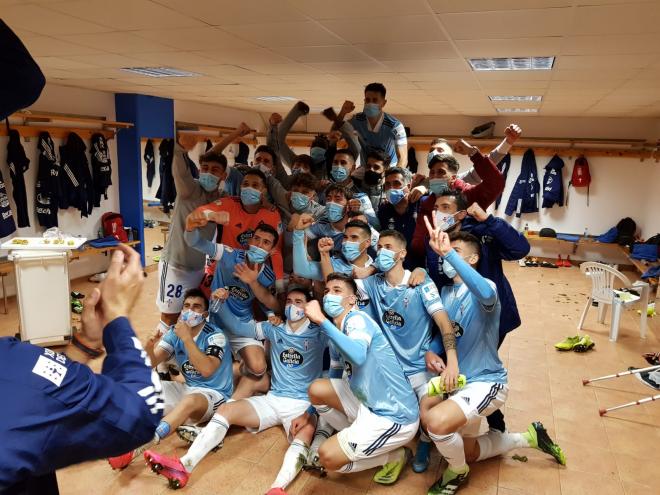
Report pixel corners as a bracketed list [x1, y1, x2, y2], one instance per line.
[421, 282, 439, 302]
[32, 355, 67, 387]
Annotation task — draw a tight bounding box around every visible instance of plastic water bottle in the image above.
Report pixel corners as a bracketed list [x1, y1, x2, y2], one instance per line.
[583, 227, 589, 239]
[524, 223, 529, 237]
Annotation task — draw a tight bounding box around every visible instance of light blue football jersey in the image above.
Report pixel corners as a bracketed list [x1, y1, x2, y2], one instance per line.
[349, 112, 407, 167]
[356, 272, 444, 376]
[336, 310, 419, 424]
[158, 322, 233, 399]
[438, 280, 507, 384]
[255, 320, 327, 401]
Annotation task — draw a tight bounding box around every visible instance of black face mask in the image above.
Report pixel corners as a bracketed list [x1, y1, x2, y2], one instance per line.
[364, 170, 382, 186]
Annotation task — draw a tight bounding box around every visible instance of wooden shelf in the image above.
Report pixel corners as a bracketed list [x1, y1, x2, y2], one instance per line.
[0, 125, 114, 141]
[11, 111, 133, 129]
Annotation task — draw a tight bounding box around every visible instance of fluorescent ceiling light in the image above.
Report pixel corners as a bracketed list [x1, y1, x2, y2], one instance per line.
[254, 96, 297, 102]
[489, 95, 543, 102]
[468, 56, 555, 71]
[496, 108, 539, 113]
[120, 67, 200, 77]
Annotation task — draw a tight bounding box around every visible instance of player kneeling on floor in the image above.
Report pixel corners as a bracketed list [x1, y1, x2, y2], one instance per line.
[144, 287, 328, 493]
[421, 219, 566, 495]
[299, 273, 420, 485]
[108, 289, 232, 472]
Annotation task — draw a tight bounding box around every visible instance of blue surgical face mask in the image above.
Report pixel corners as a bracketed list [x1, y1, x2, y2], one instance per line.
[240, 186, 261, 206]
[247, 244, 268, 264]
[331, 165, 348, 182]
[326, 202, 345, 223]
[285, 303, 306, 322]
[374, 248, 399, 272]
[364, 102, 381, 118]
[323, 293, 345, 318]
[199, 173, 219, 192]
[180, 309, 206, 327]
[386, 188, 406, 205]
[342, 240, 364, 262]
[429, 178, 449, 195]
[290, 191, 311, 212]
[442, 259, 457, 279]
[310, 147, 326, 163]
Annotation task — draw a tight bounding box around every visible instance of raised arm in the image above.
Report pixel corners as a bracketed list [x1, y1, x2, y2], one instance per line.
[208, 122, 252, 156]
[171, 142, 197, 200]
[292, 230, 324, 281]
[445, 249, 496, 306]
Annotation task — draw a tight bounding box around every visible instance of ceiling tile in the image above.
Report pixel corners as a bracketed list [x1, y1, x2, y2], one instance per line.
[429, 0, 572, 12]
[573, 3, 660, 36]
[401, 72, 476, 83]
[151, 0, 308, 26]
[133, 27, 258, 52]
[46, 0, 204, 30]
[556, 54, 654, 70]
[59, 32, 180, 53]
[440, 7, 571, 40]
[306, 61, 390, 74]
[222, 21, 345, 47]
[19, 35, 104, 56]
[129, 51, 221, 67]
[563, 34, 660, 55]
[480, 80, 550, 90]
[2, 4, 111, 35]
[321, 16, 446, 44]
[240, 64, 322, 75]
[34, 56, 98, 70]
[65, 53, 145, 68]
[271, 45, 371, 63]
[455, 37, 562, 58]
[355, 42, 457, 61]
[381, 59, 468, 73]
[551, 69, 637, 81]
[415, 80, 482, 91]
[286, 0, 429, 19]
[195, 48, 293, 65]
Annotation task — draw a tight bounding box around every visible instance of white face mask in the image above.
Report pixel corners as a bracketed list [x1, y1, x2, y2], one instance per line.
[285, 304, 306, 322]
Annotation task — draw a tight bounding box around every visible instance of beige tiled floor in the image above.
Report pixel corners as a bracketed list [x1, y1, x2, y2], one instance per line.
[1, 262, 658, 494]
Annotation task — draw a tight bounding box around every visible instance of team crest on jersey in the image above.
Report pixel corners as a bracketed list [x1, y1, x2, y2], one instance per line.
[451, 320, 464, 338]
[227, 285, 250, 301]
[280, 348, 304, 368]
[237, 229, 254, 246]
[382, 309, 404, 329]
[303, 339, 311, 351]
[182, 361, 202, 378]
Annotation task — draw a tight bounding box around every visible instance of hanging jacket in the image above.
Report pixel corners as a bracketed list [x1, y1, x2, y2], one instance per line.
[6, 129, 30, 227]
[155, 138, 175, 213]
[505, 148, 539, 218]
[35, 132, 60, 228]
[0, 167, 17, 238]
[541, 154, 564, 209]
[235, 141, 249, 165]
[59, 132, 94, 218]
[144, 139, 155, 187]
[91, 133, 112, 207]
[494, 153, 511, 209]
[407, 146, 418, 174]
[205, 139, 213, 152]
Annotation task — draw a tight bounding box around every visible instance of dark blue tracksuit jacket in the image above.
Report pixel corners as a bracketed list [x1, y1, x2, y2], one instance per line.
[426, 215, 530, 344]
[505, 148, 540, 218]
[0, 318, 163, 491]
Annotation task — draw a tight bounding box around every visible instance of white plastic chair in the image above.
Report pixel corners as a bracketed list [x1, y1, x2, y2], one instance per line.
[578, 262, 650, 342]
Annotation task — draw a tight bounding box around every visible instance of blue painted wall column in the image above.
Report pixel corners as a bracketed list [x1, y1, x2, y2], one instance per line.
[115, 94, 174, 264]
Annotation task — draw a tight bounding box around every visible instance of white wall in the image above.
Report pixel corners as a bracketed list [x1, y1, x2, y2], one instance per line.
[0, 84, 121, 297]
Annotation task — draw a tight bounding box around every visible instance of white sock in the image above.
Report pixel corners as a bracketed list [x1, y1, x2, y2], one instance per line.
[337, 447, 404, 473]
[316, 405, 351, 431]
[477, 431, 528, 461]
[309, 417, 334, 462]
[180, 414, 230, 472]
[428, 430, 467, 471]
[271, 439, 308, 489]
